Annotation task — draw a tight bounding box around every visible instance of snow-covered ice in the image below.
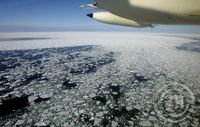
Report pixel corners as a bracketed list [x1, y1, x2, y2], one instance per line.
[0, 32, 200, 127]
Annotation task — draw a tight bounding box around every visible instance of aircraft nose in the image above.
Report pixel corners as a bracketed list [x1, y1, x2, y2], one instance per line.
[87, 13, 93, 18]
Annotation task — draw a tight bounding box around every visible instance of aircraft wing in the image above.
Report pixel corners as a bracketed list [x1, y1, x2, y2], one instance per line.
[81, 0, 200, 27]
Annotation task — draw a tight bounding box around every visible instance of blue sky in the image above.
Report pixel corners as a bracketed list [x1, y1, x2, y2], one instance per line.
[0, 0, 200, 33]
[0, 0, 95, 27]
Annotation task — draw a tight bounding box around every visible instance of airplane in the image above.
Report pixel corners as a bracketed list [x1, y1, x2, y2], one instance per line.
[81, 0, 200, 28]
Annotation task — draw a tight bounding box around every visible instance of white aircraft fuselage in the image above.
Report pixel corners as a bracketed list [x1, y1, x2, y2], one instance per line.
[95, 0, 200, 25]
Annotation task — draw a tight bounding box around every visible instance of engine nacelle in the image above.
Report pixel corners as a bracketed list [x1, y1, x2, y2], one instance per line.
[87, 12, 152, 28]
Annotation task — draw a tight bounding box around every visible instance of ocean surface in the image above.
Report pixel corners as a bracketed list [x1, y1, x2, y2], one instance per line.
[0, 32, 200, 127]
